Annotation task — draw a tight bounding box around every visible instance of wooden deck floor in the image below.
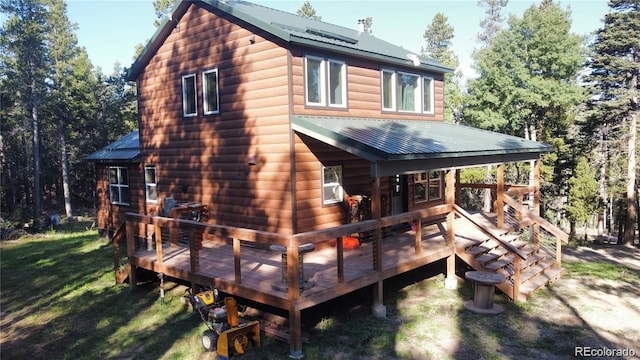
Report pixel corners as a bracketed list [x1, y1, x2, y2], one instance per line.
[130, 221, 452, 311]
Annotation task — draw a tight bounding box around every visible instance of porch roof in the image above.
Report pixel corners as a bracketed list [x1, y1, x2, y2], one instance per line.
[291, 115, 553, 177]
[85, 130, 140, 163]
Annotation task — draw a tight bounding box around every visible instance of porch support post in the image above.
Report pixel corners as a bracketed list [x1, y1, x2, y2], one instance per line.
[532, 159, 541, 253]
[445, 168, 457, 289]
[496, 164, 505, 229]
[371, 176, 386, 318]
[287, 234, 303, 359]
[288, 305, 303, 359]
[455, 169, 461, 206]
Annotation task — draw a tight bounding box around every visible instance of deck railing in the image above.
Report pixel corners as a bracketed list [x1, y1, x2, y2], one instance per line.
[123, 204, 454, 298]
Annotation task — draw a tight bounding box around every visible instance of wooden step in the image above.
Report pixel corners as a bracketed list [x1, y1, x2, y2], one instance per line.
[519, 266, 565, 299]
[475, 247, 510, 265]
[467, 239, 500, 256]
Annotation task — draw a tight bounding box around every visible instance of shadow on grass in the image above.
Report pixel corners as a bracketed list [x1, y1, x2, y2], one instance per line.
[0, 232, 203, 360]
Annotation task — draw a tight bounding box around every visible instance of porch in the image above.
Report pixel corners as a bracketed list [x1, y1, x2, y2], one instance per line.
[114, 176, 568, 358]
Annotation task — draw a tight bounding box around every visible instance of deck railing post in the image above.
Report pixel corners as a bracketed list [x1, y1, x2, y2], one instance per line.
[497, 164, 505, 229]
[445, 169, 457, 289]
[513, 256, 521, 303]
[189, 227, 200, 274]
[233, 238, 241, 284]
[414, 217, 422, 256]
[154, 221, 163, 263]
[337, 237, 345, 283]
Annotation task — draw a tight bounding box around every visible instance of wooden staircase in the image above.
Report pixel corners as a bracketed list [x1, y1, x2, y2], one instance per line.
[454, 208, 565, 303]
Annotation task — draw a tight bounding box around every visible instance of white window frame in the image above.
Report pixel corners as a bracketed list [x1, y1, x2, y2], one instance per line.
[328, 60, 347, 108]
[203, 68, 220, 115]
[381, 70, 396, 111]
[381, 69, 435, 115]
[423, 76, 435, 114]
[145, 166, 158, 203]
[108, 166, 130, 205]
[305, 56, 326, 106]
[182, 73, 197, 117]
[322, 165, 344, 205]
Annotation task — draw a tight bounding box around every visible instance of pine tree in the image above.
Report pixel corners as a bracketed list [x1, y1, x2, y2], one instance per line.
[476, 0, 509, 46]
[421, 13, 462, 124]
[1, 0, 49, 229]
[584, 0, 639, 245]
[297, 1, 321, 21]
[565, 157, 599, 241]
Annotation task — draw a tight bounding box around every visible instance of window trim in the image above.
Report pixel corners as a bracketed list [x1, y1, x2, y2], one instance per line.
[413, 171, 443, 204]
[145, 166, 158, 204]
[321, 165, 344, 205]
[305, 55, 326, 106]
[327, 59, 347, 108]
[108, 166, 130, 206]
[380, 68, 435, 115]
[202, 68, 220, 115]
[182, 73, 198, 117]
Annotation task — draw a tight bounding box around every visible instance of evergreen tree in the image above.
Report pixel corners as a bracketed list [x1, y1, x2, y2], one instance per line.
[297, 1, 321, 21]
[565, 157, 599, 241]
[1, 0, 49, 229]
[421, 13, 462, 124]
[583, 0, 639, 245]
[153, 0, 178, 28]
[476, 0, 509, 46]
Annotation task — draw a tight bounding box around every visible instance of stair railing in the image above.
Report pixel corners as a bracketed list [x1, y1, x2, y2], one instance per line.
[111, 221, 129, 284]
[501, 191, 569, 267]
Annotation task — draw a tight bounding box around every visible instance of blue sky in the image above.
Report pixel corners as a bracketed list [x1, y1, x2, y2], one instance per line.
[53, 1, 610, 81]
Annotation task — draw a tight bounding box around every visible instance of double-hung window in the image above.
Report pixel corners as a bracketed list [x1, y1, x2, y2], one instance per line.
[109, 167, 130, 205]
[305, 56, 346, 108]
[322, 165, 344, 205]
[203, 69, 219, 115]
[145, 166, 158, 203]
[381, 69, 434, 114]
[182, 74, 197, 117]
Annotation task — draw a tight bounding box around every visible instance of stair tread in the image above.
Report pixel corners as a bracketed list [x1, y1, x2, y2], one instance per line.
[519, 267, 565, 296]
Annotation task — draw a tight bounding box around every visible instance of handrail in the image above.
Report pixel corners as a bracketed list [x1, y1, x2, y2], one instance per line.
[452, 204, 528, 260]
[502, 195, 568, 243]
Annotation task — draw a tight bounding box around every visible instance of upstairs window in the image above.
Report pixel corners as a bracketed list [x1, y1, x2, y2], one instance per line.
[381, 69, 434, 114]
[109, 166, 130, 205]
[182, 74, 197, 117]
[322, 165, 344, 205]
[145, 166, 158, 203]
[203, 69, 219, 115]
[305, 56, 347, 108]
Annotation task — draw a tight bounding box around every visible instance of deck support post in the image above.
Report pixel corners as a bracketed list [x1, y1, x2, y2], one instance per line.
[371, 177, 386, 318]
[288, 306, 303, 359]
[126, 219, 137, 291]
[445, 169, 457, 290]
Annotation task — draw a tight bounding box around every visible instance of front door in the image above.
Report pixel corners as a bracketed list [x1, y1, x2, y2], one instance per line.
[390, 174, 408, 215]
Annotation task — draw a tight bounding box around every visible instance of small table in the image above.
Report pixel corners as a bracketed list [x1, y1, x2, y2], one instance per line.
[270, 244, 315, 292]
[464, 271, 506, 315]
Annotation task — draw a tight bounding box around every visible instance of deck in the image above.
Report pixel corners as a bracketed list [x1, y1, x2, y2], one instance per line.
[129, 220, 452, 311]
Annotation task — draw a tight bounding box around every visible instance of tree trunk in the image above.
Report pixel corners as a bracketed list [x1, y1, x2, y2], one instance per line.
[483, 165, 492, 212]
[60, 129, 73, 221]
[623, 74, 637, 245]
[31, 61, 41, 230]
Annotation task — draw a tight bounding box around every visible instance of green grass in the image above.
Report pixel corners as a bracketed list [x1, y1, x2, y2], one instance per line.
[563, 260, 640, 282]
[2, 226, 637, 359]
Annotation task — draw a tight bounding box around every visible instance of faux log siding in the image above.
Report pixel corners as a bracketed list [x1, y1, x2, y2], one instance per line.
[95, 163, 144, 232]
[294, 134, 375, 232]
[136, 4, 292, 233]
[290, 50, 445, 120]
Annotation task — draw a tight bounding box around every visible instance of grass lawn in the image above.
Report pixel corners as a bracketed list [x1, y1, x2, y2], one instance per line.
[1, 223, 638, 359]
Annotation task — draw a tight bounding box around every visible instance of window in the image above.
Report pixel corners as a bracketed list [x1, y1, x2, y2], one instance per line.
[381, 69, 434, 114]
[423, 77, 434, 114]
[322, 165, 343, 205]
[305, 56, 347, 108]
[413, 171, 442, 203]
[109, 167, 130, 205]
[182, 74, 197, 117]
[145, 166, 158, 203]
[203, 69, 219, 115]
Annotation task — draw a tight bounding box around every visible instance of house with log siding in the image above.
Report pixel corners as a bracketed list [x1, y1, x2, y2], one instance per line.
[86, 0, 568, 357]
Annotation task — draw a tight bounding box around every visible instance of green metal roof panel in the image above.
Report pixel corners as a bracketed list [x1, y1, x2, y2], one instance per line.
[128, 0, 452, 80]
[292, 115, 553, 162]
[85, 130, 140, 162]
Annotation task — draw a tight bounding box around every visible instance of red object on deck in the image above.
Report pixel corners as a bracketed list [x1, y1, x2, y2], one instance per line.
[342, 236, 360, 250]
